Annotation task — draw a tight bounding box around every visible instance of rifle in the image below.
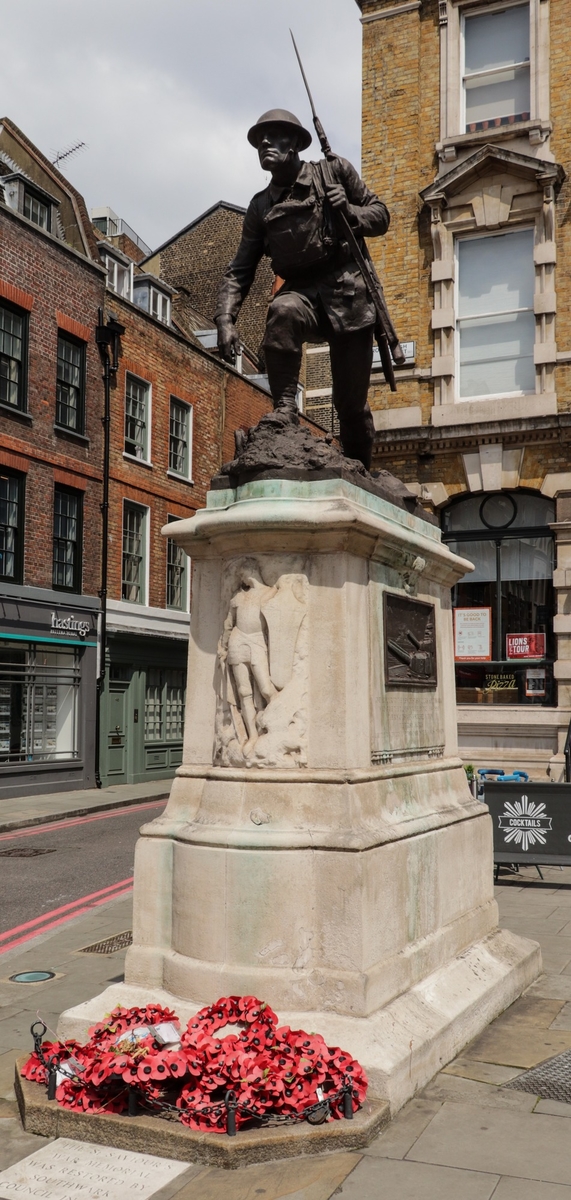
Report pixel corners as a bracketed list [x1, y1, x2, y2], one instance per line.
[290, 30, 405, 391]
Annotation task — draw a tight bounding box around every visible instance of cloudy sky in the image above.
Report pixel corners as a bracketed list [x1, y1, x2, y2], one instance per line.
[2, 0, 363, 251]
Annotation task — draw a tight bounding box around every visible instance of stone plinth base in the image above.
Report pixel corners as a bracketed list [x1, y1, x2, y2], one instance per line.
[57, 926, 539, 1114]
[15, 1061, 389, 1168]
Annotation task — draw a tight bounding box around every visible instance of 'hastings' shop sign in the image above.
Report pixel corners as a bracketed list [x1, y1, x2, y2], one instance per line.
[50, 612, 91, 639]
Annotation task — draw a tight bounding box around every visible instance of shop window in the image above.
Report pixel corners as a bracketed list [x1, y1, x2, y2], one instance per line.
[0, 302, 26, 412]
[443, 490, 555, 705]
[166, 515, 188, 611]
[53, 487, 82, 593]
[56, 334, 85, 432]
[124, 374, 150, 461]
[168, 399, 192, 479]
[144, 667, 185, 742]
[457, 229, 535, 400]
[463, 4, 530, 133]
[0, 644, 80, 763]
[122, 501, 148, 604]
[0, 470, 24, 583]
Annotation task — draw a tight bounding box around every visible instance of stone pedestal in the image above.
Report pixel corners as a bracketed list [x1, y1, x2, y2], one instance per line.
[59, 477, 540, 1113]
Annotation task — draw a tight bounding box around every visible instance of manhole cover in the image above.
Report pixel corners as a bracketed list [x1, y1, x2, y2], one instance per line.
[0, 848, 56, 857]
[9, 970, 56, 983]
[504, 1048, 571, 1103]
[79, 931, 133, 954]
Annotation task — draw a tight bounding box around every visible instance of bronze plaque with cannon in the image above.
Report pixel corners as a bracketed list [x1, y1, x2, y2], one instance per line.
[383, 593, 437, 689]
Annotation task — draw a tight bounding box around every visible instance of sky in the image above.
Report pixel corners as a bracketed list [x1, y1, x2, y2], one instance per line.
[2, 0, 363, 251]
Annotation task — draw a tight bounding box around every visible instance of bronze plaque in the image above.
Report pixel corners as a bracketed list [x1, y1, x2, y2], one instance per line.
[384, 592, 437, 689]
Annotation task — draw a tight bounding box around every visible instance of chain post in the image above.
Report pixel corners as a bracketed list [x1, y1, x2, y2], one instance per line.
[225, 1089, 238, 1136]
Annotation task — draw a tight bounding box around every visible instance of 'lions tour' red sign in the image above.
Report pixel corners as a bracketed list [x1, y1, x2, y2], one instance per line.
[506, 633, 546, 659]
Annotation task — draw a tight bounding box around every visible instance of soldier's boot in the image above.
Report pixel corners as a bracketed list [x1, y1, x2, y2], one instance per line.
[264, 348, 302, 417]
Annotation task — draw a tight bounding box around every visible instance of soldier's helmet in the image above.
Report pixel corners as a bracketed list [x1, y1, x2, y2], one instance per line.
[247, 109, 312, 151]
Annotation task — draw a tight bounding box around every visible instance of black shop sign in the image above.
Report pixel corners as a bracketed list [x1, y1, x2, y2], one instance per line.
[486, 782, 571, 865]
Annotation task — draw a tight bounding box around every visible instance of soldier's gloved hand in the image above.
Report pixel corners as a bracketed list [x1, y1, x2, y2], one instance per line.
[325, 183, 352, 221]
[216, 316, 240, 364]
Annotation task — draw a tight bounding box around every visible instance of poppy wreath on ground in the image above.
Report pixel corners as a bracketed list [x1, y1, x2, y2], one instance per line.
[21, 996, 367, 1133]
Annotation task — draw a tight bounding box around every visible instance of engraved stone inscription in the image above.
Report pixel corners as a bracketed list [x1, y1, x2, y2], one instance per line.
[215, 557, 308, 768]
[0, 1138, 189, 1200]
[384, 592, 437, 689]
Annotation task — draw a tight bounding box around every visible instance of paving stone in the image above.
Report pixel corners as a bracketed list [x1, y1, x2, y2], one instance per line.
[0, 1137, 189, 1200]
[0, 1049, 20, 1098]
[550, 1003, 571, 1030]
[488, 996, 565, 1027]
[408, 1101, 571, 1185]
[534, 936, 571, 973]
[527, 975, 571, 1001]
[421, 1072, 537, 1110]
[0, 1117, 53, 1172]
[320, 1155, 499, 1199]
[362, 1099, 442, 1159]
[160, 1152, 362, 1200]
[442, 1059, 522, 1085]
[535, 1099, 571, 1117]
[492, 1180, 571, 1199]
[465, 1023, 571, 1069]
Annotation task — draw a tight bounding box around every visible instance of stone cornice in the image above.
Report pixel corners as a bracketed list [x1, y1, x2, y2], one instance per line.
[373, 413, 571, 457]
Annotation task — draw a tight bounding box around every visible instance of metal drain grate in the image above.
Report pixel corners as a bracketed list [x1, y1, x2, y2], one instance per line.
[504, 1048, 571, 1104]
[78, 930, 133, 954]
[0, 847, 56, 857]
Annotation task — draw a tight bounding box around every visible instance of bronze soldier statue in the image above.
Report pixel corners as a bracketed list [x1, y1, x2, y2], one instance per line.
[215, 109, 398, 471]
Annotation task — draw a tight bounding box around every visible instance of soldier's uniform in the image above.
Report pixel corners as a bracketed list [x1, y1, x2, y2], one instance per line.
[215, 112, 391, 469]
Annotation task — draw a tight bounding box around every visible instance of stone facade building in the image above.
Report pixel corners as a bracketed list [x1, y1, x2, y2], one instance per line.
[356, 0, 571, 778]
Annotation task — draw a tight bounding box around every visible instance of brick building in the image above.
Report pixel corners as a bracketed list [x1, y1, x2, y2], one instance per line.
[94, 214, 272, 786]
[356, 0, 571, 777]
[0, 117, 105, 798]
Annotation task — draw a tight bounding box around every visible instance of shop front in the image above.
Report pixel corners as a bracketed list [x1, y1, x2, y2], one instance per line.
[0, 583, 99, 798]
[442, 490, 558, 776]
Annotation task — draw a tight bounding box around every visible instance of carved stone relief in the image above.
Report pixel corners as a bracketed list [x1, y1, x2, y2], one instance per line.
[214, 557, 308, 769]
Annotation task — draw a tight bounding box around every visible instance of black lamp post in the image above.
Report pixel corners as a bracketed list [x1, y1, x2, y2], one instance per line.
[94, 309, 125, 788]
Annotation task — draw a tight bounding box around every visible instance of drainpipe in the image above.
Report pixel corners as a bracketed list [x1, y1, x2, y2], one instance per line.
[94, 309, 125, 788]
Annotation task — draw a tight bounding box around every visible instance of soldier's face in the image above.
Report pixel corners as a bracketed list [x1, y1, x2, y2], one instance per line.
[258, 125, 299, 171]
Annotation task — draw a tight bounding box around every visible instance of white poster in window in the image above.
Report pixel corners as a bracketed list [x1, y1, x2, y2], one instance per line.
[526, 668, 546, 698]
[454, 607, 492, 661]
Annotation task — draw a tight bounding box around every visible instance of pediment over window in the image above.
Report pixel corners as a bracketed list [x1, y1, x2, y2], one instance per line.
[421, 145, 564, 231]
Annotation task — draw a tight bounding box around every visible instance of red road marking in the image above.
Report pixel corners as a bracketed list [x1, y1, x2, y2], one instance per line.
[0, 799, 166, 843]
[0, 877, 134, 944]
[0, 884, 134, 956]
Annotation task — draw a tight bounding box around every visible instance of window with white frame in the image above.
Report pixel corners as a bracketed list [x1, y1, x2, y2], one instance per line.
[166, 515, 188, 611]
[24, 189, 50, 231]
[122, 501, 148, 604]
[168, 398, 192, 478]
[133, 281, 170, 325]
[457, 228, 535, 400]
[144, 667, 185, 742]
[463, 4, 530, 133]
[105, 255, 132, 300]
[124, 373, 150, 460]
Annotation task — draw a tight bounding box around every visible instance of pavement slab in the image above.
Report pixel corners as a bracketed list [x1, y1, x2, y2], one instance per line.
[421, 1072, 538, 1110]
[527, 975, 571, 1001]
[492, 1181, 571, 1199]
[319, 1155, 499, 1199]
[361, 1098, 443, 1159]
[0, 1117, 53, 1172]
[441, 1058, 523, 1085]
[407, 1101, 571, 1185]
[154, 1152, 362, 1200]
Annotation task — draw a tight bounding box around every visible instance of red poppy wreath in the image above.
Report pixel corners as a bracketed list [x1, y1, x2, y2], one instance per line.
[22, 996, 368, 1133]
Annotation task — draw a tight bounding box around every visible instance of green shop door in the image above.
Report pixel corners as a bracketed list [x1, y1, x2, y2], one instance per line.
[106, 684, 128, 780]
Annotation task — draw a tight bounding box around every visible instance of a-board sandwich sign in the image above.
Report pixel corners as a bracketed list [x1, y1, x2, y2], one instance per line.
[486, 782, 571, 865]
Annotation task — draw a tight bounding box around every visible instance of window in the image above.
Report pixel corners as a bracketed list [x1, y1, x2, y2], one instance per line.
[168, 399, 192, 478]
[105, 255, 132, 299]
[23, 189, 50, 231]
[457, 228, 535, 399]
[463, 4, 530, 133]
[0, 645, 79, 763]
[166, 515, 188, 610]
[53, 488, 82, 593]
[0, 303, 25, 411]
[56, 334, 85, 432]
[122, 501, 147, 604]
[144, 667, 185, 742]
[443, 491, 555, 706]
[133, 281, 170, 324]
[0, 471, 24, 583]
[124, 374, 150, 460]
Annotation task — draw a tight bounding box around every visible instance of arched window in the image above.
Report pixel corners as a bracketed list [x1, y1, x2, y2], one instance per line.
[442, 490, 555, 706]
